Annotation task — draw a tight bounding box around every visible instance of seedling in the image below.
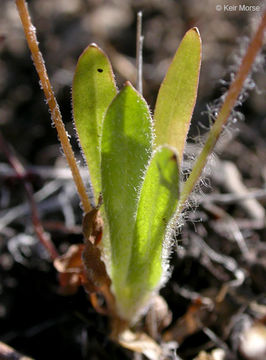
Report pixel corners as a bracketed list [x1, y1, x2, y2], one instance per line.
[15, 0, 266, 352]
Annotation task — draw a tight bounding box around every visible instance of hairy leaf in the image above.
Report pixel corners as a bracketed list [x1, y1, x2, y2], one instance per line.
[101, 82, 153, 305]
[118, 147, 179, 320]
[154, 28, 201, 168]
[72, 44, 117, 199]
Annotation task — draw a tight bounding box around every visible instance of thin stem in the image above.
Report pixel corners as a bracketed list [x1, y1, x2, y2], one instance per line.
[136, 11, 144, 94]
[0, 132, 59, 260]
[179, 10, 266, 211]
[15, 0, 91, 213]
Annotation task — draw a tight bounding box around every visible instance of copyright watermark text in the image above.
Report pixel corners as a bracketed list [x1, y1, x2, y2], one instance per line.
[216, 4, 261, 12]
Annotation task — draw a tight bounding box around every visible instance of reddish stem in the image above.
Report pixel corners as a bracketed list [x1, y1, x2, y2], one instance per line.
[179, 10, 266, 210]
[15, 0, 92, 213]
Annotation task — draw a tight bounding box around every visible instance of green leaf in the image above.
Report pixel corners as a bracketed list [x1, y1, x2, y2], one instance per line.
[116, 147, 179, 320]
[72, 44, 117, 200]
[101, 82, 153, 302]
[154, 28, 201, 167]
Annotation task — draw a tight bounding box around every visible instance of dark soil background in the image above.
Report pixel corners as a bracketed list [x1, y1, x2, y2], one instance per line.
[0, 1, 265, 359]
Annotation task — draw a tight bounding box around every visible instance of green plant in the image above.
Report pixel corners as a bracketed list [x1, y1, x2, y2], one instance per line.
[16, 0, 266, 349]
[72, 27, 201, 323]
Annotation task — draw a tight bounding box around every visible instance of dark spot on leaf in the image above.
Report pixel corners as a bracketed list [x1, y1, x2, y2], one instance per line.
[171, 153, 177, 161]
[97, 68, 103, 73]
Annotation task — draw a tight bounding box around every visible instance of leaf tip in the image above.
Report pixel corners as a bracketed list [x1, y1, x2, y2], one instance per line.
[191, 27, 200, 36]
[89, 42, 99, 48]
[76, 43, 102, 64]
[189, 27, 202, 45]
[124, 80, 133, 88]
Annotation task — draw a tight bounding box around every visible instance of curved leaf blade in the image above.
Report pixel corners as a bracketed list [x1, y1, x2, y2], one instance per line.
[154, 28, 202, 167]
[72, 44, 117, 199]
[101, 82, 153, 299]
[118, 147, 179, 320]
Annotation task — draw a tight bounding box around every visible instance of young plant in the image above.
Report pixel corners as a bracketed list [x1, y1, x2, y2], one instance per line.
[72, 27, 201, 322]
[16, 0, 266, 344]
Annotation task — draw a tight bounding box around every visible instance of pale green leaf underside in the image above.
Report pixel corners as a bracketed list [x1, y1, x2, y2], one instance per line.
[154, 28, 201, 167]
[72, 44, 117, 200]
[101, 83, 153, 295]
[116, 147, 179, 319]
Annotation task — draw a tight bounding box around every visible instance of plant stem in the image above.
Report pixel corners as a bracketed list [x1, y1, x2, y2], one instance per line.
[136, 11, 144, 94]
[0, 132, 59, 260]
[15, 0, 91, 213]
[179, 10, 266, 211]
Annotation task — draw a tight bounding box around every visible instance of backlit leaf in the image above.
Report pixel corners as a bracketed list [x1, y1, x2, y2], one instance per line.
[72, 44, 117, 200]
[101, 82, 153, 310]
[118, 147, 179, 320]
[154, 28, 201, 168]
